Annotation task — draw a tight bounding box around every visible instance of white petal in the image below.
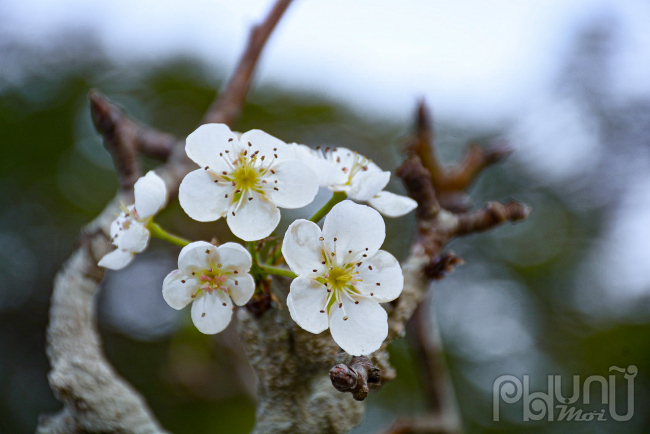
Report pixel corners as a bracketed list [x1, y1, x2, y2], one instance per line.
[227, 273, 255, 306]
[239, 129, 295, 163]
[282, 219, 325, 277]
[348, 169, 390, 201]
[186, 123, 239, 171]
[162, 269, 199, 309]
[114, 220, 149, 253]
[287, 293, 299, 324]
[191, 292, 233, 334]
[288, 276, 329, 334]
[322, 201, 386, 262]
[227, 192, 281, 241]
[178, 241, 215, 271]
[266, 160, 319, 209]
[329, 297, 388, 356]
[133, 171, 167, 219]
[356, 250, 403, 302]
[98, 248, 134, 270]
[179, 169, 232, 222]
[215, 242, 252, 273]
[329, 147, 357, 170]
[367, 191, 417, 218]
[292, 144, 347, 187]
[109, 212, 127, 240]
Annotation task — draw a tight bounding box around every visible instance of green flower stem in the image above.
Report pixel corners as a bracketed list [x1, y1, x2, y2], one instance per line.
[257, 264, 297, 279]
[309, 191, 347, 223]
[268, 242, 284, 265]
[247, 241, 260, 262]
[147, 221, 191, 247]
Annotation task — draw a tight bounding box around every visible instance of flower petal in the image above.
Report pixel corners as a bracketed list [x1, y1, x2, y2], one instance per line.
[292, 144, 347, 187]
[109, 212, 127, 240]
[162, 269, 199, 309]
[322, 201, 386, 262]
[367, 191, 417, 218]
[239, 129, 296, 163]
[227, 273, 255, 306]
[191, 292, 233, 334]
[178, 241, 215, 271]
[98, 248, 134, 270]
[288, 276, 329, 334]
[287, 293, 299, 324]
[134, 171, 167, 219]
[179, 169, 231, 222]
[215, 242, 252, 273]
[282, 219, 325, 277]
[348, 169, 390, 201]
[356, 250, 403, 302]
[114, 220, 149, 253]
[329, 297, 388, 356]
[266, 160, 319, 209]
[227, 192, 281, 241]
[186, 123, 239, 171]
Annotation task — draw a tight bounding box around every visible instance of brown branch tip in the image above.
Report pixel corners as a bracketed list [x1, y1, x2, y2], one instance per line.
[330, 356, 381, 401]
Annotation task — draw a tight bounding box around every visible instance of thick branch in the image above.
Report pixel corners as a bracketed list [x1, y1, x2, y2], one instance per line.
[202, 0, 293, 125]
[38, 197, 168, 434]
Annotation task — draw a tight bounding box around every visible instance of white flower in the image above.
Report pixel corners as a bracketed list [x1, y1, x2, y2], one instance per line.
[162, 241, 255, 334]
[293, 145, 417, 218]
[179, 124, 319, 241]
[282, 200, 403, 355]
[98, 171, 167, 270]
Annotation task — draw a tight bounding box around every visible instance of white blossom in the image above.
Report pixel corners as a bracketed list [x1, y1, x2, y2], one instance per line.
[292, 144, 417, 218]
[282, 201, 403, 355]
[179, 124, 319, 241]
[98, 171, 167, 270]
[162, 241, 255, 334]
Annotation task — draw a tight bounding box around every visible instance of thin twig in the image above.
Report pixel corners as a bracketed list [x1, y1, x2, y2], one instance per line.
[202, 0, 293, 125]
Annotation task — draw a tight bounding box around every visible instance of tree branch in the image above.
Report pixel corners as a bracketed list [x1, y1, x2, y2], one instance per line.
[89, 90, 179, 188]
[201, 0, 293, 125]
[330, 356, 381, 401]
[40, 1, 294, 432]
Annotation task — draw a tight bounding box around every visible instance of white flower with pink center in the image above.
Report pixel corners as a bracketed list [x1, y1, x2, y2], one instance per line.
[282, 201, 404, 355]
[162, 241, 255, 334]
[98, 171, 167, 270]
[179, 124, 319, 241]
[292, 144, 417, 218]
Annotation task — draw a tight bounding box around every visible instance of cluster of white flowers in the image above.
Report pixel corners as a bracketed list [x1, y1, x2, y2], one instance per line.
[98, 123, 416, 355]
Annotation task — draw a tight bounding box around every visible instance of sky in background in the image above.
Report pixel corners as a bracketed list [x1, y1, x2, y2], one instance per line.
[3, 0, 650, 126]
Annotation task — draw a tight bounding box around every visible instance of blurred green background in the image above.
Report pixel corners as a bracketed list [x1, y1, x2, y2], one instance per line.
[1, 19, 649, 434]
